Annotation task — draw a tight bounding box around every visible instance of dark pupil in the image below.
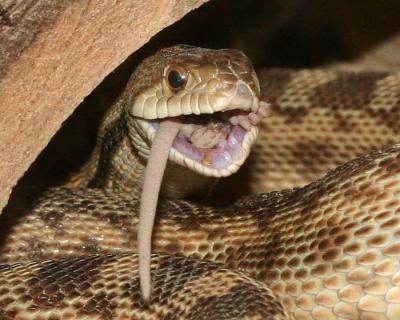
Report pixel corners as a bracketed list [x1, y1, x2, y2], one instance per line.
[168, 70, 185, 89]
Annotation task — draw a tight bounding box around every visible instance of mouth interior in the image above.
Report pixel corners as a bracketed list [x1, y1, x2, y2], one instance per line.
[150, 110, 251, 170]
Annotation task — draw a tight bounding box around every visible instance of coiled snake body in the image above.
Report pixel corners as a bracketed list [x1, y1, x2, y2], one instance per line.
[1, 46, 400, 320]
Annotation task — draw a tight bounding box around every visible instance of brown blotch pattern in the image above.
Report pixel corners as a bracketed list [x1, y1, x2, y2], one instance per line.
[248, 68, 400, 193]
[184, 282, 286, 320]
[310, 72, 388, 110]
[0, 254, 288, 319]
[2, 69, 400, 319]
[28, 255, 116, 310]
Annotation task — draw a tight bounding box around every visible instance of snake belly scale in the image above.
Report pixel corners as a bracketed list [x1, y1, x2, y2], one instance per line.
[1, 45, 400, 320]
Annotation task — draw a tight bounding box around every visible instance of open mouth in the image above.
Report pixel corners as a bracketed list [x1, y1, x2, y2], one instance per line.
[134, 47, 268, 302]
[138, 105, 267, 177]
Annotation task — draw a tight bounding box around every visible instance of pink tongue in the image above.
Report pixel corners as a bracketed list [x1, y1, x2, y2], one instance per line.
[138, 119, 181, 303]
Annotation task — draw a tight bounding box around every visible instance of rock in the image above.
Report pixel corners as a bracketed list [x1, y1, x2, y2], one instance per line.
[0, 0, 209, 212]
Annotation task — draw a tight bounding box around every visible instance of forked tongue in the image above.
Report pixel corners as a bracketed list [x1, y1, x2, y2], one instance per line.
[138, 119, 182, 304]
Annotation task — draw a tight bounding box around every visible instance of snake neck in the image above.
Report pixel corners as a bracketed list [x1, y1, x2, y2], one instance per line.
[66, 99, 216, 199]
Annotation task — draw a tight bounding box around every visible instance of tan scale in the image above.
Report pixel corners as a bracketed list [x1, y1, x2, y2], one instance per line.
[244, 69, 399, 193]
[2, 146, 400, 319]
[1, 47, 400, 319]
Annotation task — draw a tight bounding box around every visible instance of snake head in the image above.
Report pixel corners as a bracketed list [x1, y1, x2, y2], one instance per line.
[125, 45, 269, 178]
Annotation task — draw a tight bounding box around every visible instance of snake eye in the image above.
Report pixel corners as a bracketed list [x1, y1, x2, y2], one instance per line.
[166, 65, 188, 91]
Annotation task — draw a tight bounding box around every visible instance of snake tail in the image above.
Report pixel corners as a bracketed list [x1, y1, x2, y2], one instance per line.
[138, 119, 182, 303]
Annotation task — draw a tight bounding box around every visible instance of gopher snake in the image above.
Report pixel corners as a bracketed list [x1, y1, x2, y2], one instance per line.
[1, 45, 400, 319]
